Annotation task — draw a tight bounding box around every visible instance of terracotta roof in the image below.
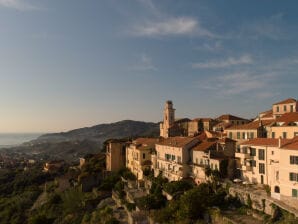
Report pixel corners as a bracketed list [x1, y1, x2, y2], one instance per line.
[156, 137, 198, 147]
[260, 109, 272, 115]
[175, 118, 191, 123]
[192, 141, 216, 152]
[275, 112, 298, 125]
[282, 137, 298, 150]
[226, 119, 275, 130]
[134, 138, 159, 146]
[273, 98, 297, 105]
[193, 118, 213, 122]
[241, 138, 294, 147]
[218, 137, 236, 143]
[261, 110, 273, 118]
[217, 114, 248, 121]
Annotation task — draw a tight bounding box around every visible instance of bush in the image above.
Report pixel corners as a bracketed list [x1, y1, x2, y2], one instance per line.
[163, 180, 193, 195]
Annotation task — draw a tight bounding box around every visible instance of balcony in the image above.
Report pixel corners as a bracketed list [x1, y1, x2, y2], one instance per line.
[235, 152, 250, 160]
[241, 165, 252, 172]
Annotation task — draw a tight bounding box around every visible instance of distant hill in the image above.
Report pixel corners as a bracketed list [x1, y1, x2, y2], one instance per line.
[35, 120, 159, 144]
[6, 120, 159, 161]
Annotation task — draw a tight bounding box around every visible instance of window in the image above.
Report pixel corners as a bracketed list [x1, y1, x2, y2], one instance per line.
[274, 186, 280, 193]
[165, 154, 171, 161]
[271, 151, 274, 155]
[259, 163, 265, 174]
[172, 155, 175, 161]
[289, 173, 298, 182]
[242, 132, 245, 139]
[229, 132, 233, 139]
[215, 164, 218, 170]
[283, 132, 287, 139]
[250, 148, 256, 156]
[143, 153, 145, 159]
[177, 156, 181, 163]
[200, 159, 203, 165]
[195, 158, 198, 164]
[276, 171, 279, 181]
[258, 149, 265, 160]
[295, 132, 298, 137]
[237, 132, 240, 139]
[272, 132, 275, 138]
[250, 160, 256, 167]
[284, 105, 287, 112]
[250, 132, 254, 139]
[292, 189, 298, 198]
[211, 163, 213, 169]
[290, 105, 294, 112]
[276, 106, 279, 112]
[290, 156, 298, 165]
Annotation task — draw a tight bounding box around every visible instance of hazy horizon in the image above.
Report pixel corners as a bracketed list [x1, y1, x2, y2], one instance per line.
[1, 0, 298, 132]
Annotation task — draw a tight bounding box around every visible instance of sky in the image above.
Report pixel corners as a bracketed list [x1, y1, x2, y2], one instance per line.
[0, 0, 298, 133]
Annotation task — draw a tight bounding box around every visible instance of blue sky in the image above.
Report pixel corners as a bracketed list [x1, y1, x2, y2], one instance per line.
[0, 0, 297, 132]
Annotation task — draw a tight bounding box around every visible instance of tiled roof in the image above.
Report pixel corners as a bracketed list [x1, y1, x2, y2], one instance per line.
[218, 137, 236, 143]
[156, 137, 198, 147]
[273, 98, 297, 105]
[193, 118, 213, 122]
[217, 114, 248, 121]
[275, 112, 298, 125]
[282, 137, 298, 150]
[226, 119, 275, 130]
[241, 137, 296, 148]
[261, 110, 273, 118]
[192, 141, 216, 152]
[134, 138, 160, 146]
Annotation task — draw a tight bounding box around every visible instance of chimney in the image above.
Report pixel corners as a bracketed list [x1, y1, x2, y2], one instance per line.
[278, 137, 282, 148]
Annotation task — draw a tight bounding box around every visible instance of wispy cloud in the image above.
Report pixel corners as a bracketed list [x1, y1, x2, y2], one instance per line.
[195, 41, 222, 52]
[129, 54, 157, 71]
[0, 0, 40, 11]
[132, 17, 214, 37]
[192, 55, 253, 69]
[198, 72, 278, 97]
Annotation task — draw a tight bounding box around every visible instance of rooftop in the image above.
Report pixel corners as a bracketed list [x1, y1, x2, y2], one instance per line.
[226, 119, 275, 130]
[275, 112, 298, 125]
[156, 137, 197, 147]
[241, 137, 298, 150]
[273, 98, 297, 105]
[217, 114, 249, 121]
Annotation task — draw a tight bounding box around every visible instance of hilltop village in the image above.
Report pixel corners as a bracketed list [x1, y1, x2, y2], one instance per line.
[106, 98, 298, 222]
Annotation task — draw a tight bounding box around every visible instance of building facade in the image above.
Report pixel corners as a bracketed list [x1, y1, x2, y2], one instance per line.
[106, 139, 127, 172]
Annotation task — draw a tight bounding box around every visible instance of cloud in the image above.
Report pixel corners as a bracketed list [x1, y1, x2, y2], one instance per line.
[0, 0, 39, 11]
[199, 72, 277, 96]
[129, 54, 157, 71]
[195, 41, 222, 52]
[132, 17, 214, 37]
[192, 55, 253, 69]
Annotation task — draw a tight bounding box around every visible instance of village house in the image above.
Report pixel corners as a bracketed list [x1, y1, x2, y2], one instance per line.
[225, 120, 274, 145]
[126, 138, 159, 180]
[106, 139, 128, 172]
[213, 114, 250, 132]
[272, 98, 297, 119]
[236, 137, 298, 205]
[269, 112, 298, 139]
[190, 140, 229, 184]
[188, 118, 217, 136]
[152, 136, 199, 181]
[43, 160, 65, 172]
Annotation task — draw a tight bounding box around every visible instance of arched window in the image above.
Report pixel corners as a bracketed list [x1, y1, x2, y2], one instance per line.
[274, 186, 280, 193]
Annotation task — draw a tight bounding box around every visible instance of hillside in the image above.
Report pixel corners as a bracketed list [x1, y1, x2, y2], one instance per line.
[35, 120, 159, 143]
[4, 120, 160, 161]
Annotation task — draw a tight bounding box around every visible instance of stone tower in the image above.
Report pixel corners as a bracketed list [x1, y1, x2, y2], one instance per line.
[160, 100, 175, 138]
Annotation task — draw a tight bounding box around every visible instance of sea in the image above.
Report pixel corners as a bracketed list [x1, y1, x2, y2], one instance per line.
[0, 133, 43, 149]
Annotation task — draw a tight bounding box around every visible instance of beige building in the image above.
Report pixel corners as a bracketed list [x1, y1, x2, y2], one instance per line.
[213, 114, 250, 132]
[153, 137, 199, 181]
[226, 120, 273, 145]
[269, 112, 298, 139]
[190, 141, 228, 184]
[106, 139, 128, 172]
[272, 98, 297, 119]
[236, 137, 298, 203]
[188, 118, 217, 136]
[126, 138, 159, 180]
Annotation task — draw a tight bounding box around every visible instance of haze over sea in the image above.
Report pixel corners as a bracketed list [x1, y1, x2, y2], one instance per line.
[0, 133, 43, 148]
